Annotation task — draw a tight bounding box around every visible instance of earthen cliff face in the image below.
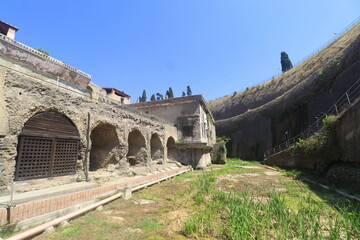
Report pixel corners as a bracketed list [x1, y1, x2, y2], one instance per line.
[209, 23, 360, 160]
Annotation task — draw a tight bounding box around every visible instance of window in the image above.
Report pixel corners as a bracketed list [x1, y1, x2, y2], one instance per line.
[183, 126, 193, 137]
[202, 123, 207, 138]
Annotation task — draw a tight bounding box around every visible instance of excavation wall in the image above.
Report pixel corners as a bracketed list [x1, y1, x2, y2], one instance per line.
[209, 22, 360, 160]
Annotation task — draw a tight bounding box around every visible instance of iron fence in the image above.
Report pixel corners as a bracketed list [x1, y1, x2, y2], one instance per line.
[264, 78, 360, 158]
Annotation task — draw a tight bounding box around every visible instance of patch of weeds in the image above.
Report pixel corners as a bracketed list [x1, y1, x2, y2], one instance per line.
[79, 213, 107, 227]
[0, 228, 16, 239]
[123, 211, 134, 217]
[148, 235, 166, 240]
[184, 169, 360, 239]
[119, 230, 141, 240]
[184, 208, 222, 238]
[194, 194, 205, 204]
[60, 226, 83, 238]
[139, 192, 160, 201]
[227, 158, 261, 166]
[109, 223, 121, 229]
[284, 169, 301, 177]
[176, 171, 194, 179]
[134, 219, 164, 232]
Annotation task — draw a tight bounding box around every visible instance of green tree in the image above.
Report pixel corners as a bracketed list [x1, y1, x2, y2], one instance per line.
[281, 52, 293, 73]
[168, 87, 174, 98]
[182, 91, 186, 97]
[141, 89, 147, 102]
[187, 86, 192, 96]
[156, 93, 163, 100]
[150, 94, 156, 101]
[165, 90, 169, 99]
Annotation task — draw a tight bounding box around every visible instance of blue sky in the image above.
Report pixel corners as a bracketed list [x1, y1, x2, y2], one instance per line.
[2, 1, 360, 102]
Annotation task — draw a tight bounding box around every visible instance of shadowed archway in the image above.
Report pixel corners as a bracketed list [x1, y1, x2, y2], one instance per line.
[166, 137, 177, 162]
[150, 133, 163, 162]
[127, 129, 147, 166]
[90, 123, 119, 171]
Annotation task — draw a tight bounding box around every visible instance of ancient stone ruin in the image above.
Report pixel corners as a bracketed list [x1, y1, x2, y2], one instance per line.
[0, 21, 216, 196]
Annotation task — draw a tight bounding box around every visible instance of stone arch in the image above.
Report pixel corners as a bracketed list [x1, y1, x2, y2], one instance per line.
[90, 123, 119, 171]
[15, 111, 80, 180]
[127, 129, 147, 166]
[86, 85, 93, 91]
[150, 133, 163, 162]
[166, 137, 177, 162]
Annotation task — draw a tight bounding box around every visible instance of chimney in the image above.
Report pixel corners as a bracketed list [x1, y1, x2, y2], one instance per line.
[0, 20, 19, 39]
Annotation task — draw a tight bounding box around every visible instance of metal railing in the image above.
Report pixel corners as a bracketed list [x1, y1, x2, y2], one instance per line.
[0, 33, 91, 79]
[251, 16, 360, 88]
[264, 78, 360, 158]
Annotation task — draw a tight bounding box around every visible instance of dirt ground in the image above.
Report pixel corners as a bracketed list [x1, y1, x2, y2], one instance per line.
[27, 161, 356, 240]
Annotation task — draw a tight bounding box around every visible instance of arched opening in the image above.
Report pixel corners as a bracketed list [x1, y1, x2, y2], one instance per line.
[15, 111, 80, 180]
[86, 85, 93, 91]
[90, 123, 119, 171]
[166, 137, 177, 162]
[150, 134, 163, 162]
[127, 129, 147, 166]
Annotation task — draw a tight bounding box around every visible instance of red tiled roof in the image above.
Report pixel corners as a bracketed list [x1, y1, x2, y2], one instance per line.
[103, 87, 131, 98]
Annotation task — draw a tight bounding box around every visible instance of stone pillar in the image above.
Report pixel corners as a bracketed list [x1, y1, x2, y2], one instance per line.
[0, 67, 9, 136]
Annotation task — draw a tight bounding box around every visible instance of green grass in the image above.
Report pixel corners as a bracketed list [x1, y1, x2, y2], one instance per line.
[60, 226, 83, 238]
[134, 219, 164, 231]
[138, 192, 161, 201]
[184, 165, 360, 240]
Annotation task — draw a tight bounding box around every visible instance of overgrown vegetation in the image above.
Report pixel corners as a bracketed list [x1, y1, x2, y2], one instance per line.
[36, 48, 50, 56]
[184, 164, 360, 239]
[291, 115, 339, 172]
[7, 159, 359, 240]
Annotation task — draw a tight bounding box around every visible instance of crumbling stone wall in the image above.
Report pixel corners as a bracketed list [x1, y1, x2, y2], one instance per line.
[150, 133, 163, 162]
[127, 129, 148, 165]
[166, 137, 177, 162]
[0, 40, 91, 88]
[90, 123, 121, 171]
[325, 164, 360, 191]
[0, 68, 166, 190]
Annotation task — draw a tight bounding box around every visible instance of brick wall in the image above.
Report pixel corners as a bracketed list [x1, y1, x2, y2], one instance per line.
[0, 166, 189, 226]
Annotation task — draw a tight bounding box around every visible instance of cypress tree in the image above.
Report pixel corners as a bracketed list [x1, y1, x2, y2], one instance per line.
[150, 94, 156, 101]
[168, 87, 174, 98]
[187, 86, 192, 96]
[281, 52, 293, 73]
[141, 89, 147, 102]
[165, 90, 169, 99]
[182, 91, 186, 97]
